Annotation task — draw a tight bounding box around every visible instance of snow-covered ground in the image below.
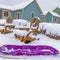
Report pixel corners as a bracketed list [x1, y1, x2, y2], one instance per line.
[0, 19, 60, 60]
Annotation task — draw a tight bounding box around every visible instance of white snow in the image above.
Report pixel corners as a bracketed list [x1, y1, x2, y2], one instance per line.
[0, 19, 28, 26]
[13, 19, 28, 26]
[0, 26, 5, 30]
[0, 19, 6, 24]
[0, 0, 58, 14]
[0, 4, 11, 10]
[33, 17, 40, 20]
[40, 23, 60, 36]
[11, 0, 34, 10]
[15, 25, 30, 29]
[49, 11, 60, 17]
[0, 20, 60, 60]
[5, 23, 15, 26]
[0, 33, 60, 60]
[14, 30, 29, 36]
[43, 11, 60, 17]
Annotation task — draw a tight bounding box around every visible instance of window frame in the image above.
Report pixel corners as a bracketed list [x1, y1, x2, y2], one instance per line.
[31, 11, 35, 18]
[4, 11, 9, 17]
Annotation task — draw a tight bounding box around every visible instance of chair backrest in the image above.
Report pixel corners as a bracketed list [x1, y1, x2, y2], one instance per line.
[30, 17, 40, 29]
[6, 17, 13, 23]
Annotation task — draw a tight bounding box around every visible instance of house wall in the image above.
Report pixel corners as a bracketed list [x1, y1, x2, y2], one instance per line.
[2, 9, 12, 19]
[12, 1, 43, 21]
[22, 1, 42, 21]
[12, 10, 22, 19]
[53, 16, 60, 23]
[45, 12, 53, 22]
[41, 15, 46, 22]
[45, 12, 60, 23]
[0, 10, 2, 19]
[53, 7, 60, 15]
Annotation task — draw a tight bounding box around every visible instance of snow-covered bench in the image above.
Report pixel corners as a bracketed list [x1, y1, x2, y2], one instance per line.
[40, 23, 60, 40]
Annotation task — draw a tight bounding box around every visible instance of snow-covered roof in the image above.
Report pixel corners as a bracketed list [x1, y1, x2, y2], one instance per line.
[0, 0, 34, 10]
[0, 0, 59, 14]
[45, 11, 60, 17]
[58, 6, 60, 9]
[0, 4, 11, 10]
[42, 11, 48, 15]
[49, 11, 60, 17]
[11, 0, 34, 11]
[33, 17, 40, 20]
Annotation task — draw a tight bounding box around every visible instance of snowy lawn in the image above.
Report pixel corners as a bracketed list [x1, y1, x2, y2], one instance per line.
[0, 19, 60, 60]
[0, 33, 60, 60]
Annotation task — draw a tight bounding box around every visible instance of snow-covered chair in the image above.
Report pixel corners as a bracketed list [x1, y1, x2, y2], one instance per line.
[14, 17, 41, 43]
[0, 17, 14, 34]
[15, 23, 30, 31]
[5, 17, 15, 30]
[14, 29, 40, 44]
[1, 29, 13, 34]
[14, 19, 30, 31]
[30, 17, 40, 30]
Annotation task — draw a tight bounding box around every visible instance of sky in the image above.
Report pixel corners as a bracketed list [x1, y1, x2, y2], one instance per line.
[0, 0, 60, 12]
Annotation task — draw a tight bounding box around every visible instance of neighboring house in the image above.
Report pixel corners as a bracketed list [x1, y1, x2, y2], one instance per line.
[41, 13, 46, 22]
[0, 4, 12, 19]
[12, 0, 43, 21]
[0, 0, 60, 23]
[45, 11, 60, 23]
[53, 7, 60, 15]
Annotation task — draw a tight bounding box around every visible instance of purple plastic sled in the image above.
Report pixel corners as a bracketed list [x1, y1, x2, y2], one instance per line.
[0, 45, 59, 56]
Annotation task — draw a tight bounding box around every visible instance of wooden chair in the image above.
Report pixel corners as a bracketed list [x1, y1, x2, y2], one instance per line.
[6, 17, 13, 23]
[15, 28, 30, 31]
[14, 17, 41, 43]
[15, 29, 40, 44]
[1, 17, 14, 34]
[5, 17, 15, 30]
[30, 17, 40, 30]
[1, 29, 13, 34]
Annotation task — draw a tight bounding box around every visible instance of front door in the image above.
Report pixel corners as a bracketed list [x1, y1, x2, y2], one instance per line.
[17, 12, 20, 19]
[0, 10, 2, 19]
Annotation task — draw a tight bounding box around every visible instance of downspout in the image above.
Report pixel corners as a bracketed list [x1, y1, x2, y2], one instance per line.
[2, 10, 3, 19]
[1, 10, 2, 19]
[52, 15, 53, 23]
[22, 9, 24, 19]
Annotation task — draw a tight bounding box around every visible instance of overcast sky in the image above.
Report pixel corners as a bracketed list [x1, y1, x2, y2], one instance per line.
[0, 0, 60, 11]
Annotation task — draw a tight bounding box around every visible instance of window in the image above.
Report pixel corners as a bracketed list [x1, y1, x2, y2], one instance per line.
[4, 11, 8, 17]
[17, 12, 20, 19]
[55, 18, 56, 21]
[32, 11, 34, 18]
